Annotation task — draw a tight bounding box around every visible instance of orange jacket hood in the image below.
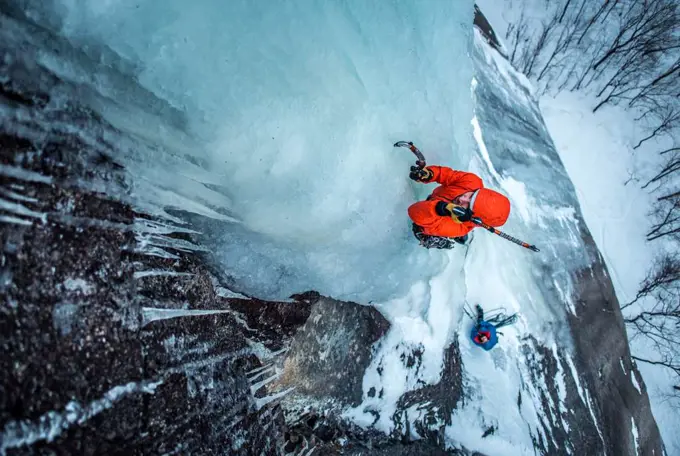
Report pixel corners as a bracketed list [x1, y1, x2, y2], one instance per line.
[471, 188, 511, 227]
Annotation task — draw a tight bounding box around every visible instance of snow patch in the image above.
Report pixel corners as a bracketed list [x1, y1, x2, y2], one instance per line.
[550, 344, 570, 432]
[630, 370, 641, 395]
[583, 387, 606, 454]
[564, 356, 586, 406]
[471, 116, 502, 183]
[563, 354, 606, 451]
[345, 255, 464, 433]
[52, 302, 79, 336]
[63, 278, 94, 295]
[631, 417, 639, 456]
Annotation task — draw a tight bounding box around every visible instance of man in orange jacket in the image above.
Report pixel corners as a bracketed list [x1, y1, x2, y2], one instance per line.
[408, 165, 511, 249]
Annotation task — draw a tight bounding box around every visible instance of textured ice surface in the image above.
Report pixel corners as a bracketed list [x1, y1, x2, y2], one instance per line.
[24, 0, 476, 302]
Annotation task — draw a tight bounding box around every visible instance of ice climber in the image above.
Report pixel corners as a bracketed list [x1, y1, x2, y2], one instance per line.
[408, 165, 511, 249]
[470, 304, 498, 351]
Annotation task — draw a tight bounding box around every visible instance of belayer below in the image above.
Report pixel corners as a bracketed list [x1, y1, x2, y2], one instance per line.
[408, 165, 511, 249]
[470, 304, 498, 351]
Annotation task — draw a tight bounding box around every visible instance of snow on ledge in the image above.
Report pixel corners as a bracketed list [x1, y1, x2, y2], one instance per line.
[630, 369, 641, 395]
[631, 417, 639, 456]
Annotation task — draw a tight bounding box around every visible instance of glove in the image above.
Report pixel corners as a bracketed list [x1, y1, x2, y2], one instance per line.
[438, 202, 472, 222]
[409, 166, 434, 183]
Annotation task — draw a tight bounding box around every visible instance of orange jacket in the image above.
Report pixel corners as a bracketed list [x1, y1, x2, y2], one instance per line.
[408, 166, 510, 238]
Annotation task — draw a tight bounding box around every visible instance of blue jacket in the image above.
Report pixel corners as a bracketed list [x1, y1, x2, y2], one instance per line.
[470, 321, 498, 351]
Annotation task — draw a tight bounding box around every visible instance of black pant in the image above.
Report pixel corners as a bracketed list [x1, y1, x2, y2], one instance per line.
[412, 224, 468, 249]
[475, 304, 484, 326]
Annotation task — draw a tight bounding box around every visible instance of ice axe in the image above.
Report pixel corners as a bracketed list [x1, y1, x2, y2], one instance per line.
[394, 141, 426, 169]
[451, 206, 540, 252]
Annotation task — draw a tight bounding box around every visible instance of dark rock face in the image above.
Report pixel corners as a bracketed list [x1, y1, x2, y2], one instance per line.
[276, 297, 390, 407]
[0, 153, 272, 455]
[473, 5, 504, 56]
[519, 338, 601, 454]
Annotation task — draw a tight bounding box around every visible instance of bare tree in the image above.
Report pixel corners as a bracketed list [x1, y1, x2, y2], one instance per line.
[632, 107, 680, 149]
[591, 48, 657, 112]
[505, 0, 680, 109]
[506, 5, 562, 79]
[590, 0, 678, 72]
[628, 57, 680, 108]
[646, 197, 680, 241]
[622, 254, 680, 395]
[535, 0, 588, 83]
[622, 254, 680, 310]
[642, 150, 680, 190]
